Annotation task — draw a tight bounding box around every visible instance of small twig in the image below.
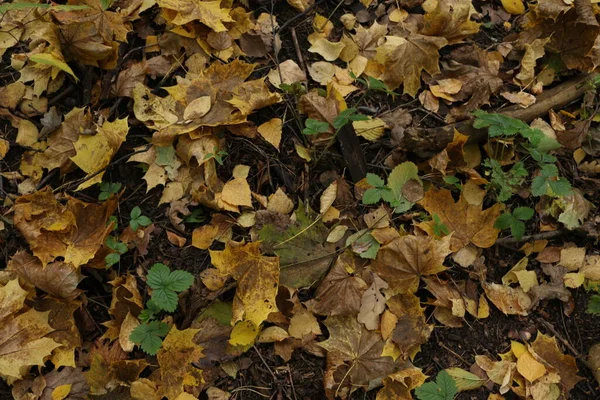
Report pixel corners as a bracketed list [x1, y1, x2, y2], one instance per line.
[253, 345, 276, 380]
[275, 0, 323, 34]
[495, 229, 567, 244]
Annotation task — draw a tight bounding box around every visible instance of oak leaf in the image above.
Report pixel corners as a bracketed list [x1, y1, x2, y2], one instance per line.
[419, 187, 503, 251]
[372, 235, 452, 294]
[375, 34, 447, 97]
[207, 241, 279, 328]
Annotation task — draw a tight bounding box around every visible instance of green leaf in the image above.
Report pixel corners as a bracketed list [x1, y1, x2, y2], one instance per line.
[129, 321, 170, 355]
[362, 188, 383, 205]
[473, 111, 530, 137]
[29, 53, 78, 81]
[196, 300, 233, 326]
[147, 263, 194, 312]
[131, 206, 142, 219]
[100, 0, 114, 9]
[105, 252, 120, 266]
[443, 175, 460, 187]
[586, 295, 600, 315]
[511, 219, 526, 240]
[184, 208, 206, 223]
[137, 216, 152, 227]
[366, 173, 385, 188]
[303, 118, 329, 135]
[494, 213, 513, 230]
[387, 161, 419, 199]
[155, 145, 177, 167]
[130, 220, 139, 232]
[513, 207, 534, 221]
[432, 214, 450, 237]
[531, 164, 572, 197]
[415, 370, 458, 400]
[444, 368, 486, 392]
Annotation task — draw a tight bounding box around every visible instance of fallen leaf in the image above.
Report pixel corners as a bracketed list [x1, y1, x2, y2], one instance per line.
[318, 315, 397, 387]
[0, 278, 61, 379]
[357, 273, 389, 330]
[372, 235, 452, 294]
[154, 327, 204, 399]
[387, 292, 433, 359]
[311, 252, 368, 316]
[421, 0, 481, 43]
[376, 34, 447, 97]
[13, 187, 118, 268]
[419, 187, 503, 251]
[208, 242, 279, 328]
[7, 250, 83, 300]
[221, 165, 253, 208]
[530, 332, 583, 393]
[257, 118, 282, 150]
[516, 350, 546, 382]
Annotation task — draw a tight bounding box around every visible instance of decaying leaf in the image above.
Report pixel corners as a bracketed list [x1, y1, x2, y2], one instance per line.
[318, 315, 397, 387]
[207, 242, 279, 329]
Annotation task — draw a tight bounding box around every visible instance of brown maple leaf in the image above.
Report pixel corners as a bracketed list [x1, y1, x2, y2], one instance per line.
[13, 187, 118, 268]
[372, 235, 452, 294]
[318, 316, 397, 387]
[419, 187, 503, 251]
[375, 33, 448, 97]
[420, 0, 481, 44]
[311, 252, 368, 316]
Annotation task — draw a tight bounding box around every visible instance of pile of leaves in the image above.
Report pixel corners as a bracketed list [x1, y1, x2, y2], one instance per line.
[1, 0, 600, 398]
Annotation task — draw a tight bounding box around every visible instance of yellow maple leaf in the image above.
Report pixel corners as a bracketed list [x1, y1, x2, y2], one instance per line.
[0, 278, 61, 379]
[70, 117, 129, 190]
[207, 241, 280, 329]
[157, 0, 234, 32]
[155, 327, 204, 399]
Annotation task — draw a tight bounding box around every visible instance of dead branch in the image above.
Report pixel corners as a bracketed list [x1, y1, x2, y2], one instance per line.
[402, 72, 600, 158]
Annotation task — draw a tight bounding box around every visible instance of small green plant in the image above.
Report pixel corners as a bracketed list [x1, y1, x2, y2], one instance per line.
[531, 164, 572, 197]
[130, 263, 194, 355]
[350, 72, 398, 96]
[432, 214, 450, 237]
[129, 206, 152, 232]
[98, 182, 122, 200]
[586, 295, 600, 315]
[204, 147, 228, 166]
[494, 207, 534, 240]
[129, 320, 170, 355]
[474, 111, 572, 202]
[104, 236, 128, 266]
[184, 207, 207, 224]
[145, 263, 195, 312]
[483, 159, 528, 202]
[414, 370, 457, 400]
[362, 162, 422, 214]
[279, 82, 307, 96]
[302, 108, 368, 136]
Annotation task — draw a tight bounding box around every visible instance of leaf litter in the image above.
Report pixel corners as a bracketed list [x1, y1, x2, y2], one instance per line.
[1, 0, 600, 398]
